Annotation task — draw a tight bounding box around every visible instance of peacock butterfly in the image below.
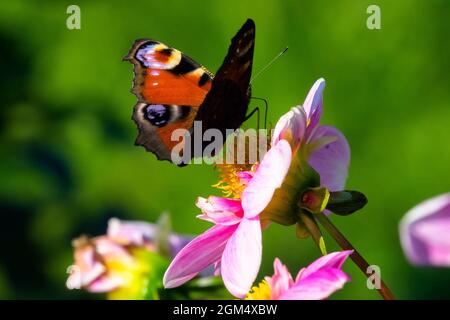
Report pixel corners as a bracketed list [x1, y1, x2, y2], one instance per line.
[124, 19, 255, 166]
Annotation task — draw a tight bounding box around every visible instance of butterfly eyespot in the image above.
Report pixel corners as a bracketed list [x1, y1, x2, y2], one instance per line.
[144, 104, 171, 127]
[158, 48, 173, 57]
[135, 43, 181, 69]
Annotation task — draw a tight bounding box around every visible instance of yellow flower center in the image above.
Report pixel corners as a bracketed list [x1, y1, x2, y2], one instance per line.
[245, 280, 272, 300]
[213, 130, 271, 198]
[107, 248, 166, 300]
[213, 163, 253, 198]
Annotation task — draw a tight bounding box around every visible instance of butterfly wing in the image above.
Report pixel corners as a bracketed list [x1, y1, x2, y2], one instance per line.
[124, 40, 213, 162]
[192, 19, 255, 153]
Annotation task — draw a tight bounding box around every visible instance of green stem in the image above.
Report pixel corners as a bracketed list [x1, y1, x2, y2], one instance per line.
[315, 213, 395, 300]
[299, 212, 327, 255]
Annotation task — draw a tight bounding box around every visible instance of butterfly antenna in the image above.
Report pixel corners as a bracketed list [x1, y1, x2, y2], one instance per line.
[250, 47, 288, 84]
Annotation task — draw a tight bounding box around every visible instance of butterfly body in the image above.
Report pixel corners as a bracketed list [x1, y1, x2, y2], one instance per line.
[125, 19, 255, 165]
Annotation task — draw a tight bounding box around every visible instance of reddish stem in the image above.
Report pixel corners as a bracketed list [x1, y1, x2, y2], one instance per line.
[316, 213, 395, 300]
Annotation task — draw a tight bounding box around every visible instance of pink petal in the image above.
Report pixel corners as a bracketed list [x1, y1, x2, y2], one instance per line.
[307, 125, 350, 191]
[94, 237, 133, 261]
[296, 250, 353, 282]
[196, 196, 243, 225]
[279, 268, 350, 300]
[303, 78, 325, 137]
[68, 236, 134, 292]
[271, 106, 307, 150]
[108, 218, 192, 257]
[237, 171, 254, 186]
[413, 219, 450, 265]
[266, 258, 294, 299]
[242, 139, 292, 218]
[107, 218, 157, 247]
[66, 261, 105, 290]
[221, 217, 262, 298]
[163, 224, 238, 288]
[213, 261, 221, 276]
[87, 274, 125, 293]
[71, 243, 105, 286]
[399, 193, 450, 267]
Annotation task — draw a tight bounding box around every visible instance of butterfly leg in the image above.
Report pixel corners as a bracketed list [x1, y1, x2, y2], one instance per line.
[249, 97, 269, 129]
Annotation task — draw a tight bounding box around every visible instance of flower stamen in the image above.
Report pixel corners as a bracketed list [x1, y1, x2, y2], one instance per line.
[245, 280, 271, 300]
[213, 163, 253, 198]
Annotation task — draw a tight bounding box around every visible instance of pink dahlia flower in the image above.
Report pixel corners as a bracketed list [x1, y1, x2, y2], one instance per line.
[67, 218, 190, 294]
[246, 251, 352, 300]
[400, 193, 450, 267]
[164, 78, 351, 298]
[243, 78, 350, 220]
[164, 196, 262, 298]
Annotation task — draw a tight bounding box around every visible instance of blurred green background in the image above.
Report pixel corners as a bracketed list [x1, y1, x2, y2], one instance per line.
[0, 0, 449, 299]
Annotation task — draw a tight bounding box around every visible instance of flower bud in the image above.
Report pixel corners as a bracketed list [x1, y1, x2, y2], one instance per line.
[325, 190, 368, 215]
[299, 187, 330, 214]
